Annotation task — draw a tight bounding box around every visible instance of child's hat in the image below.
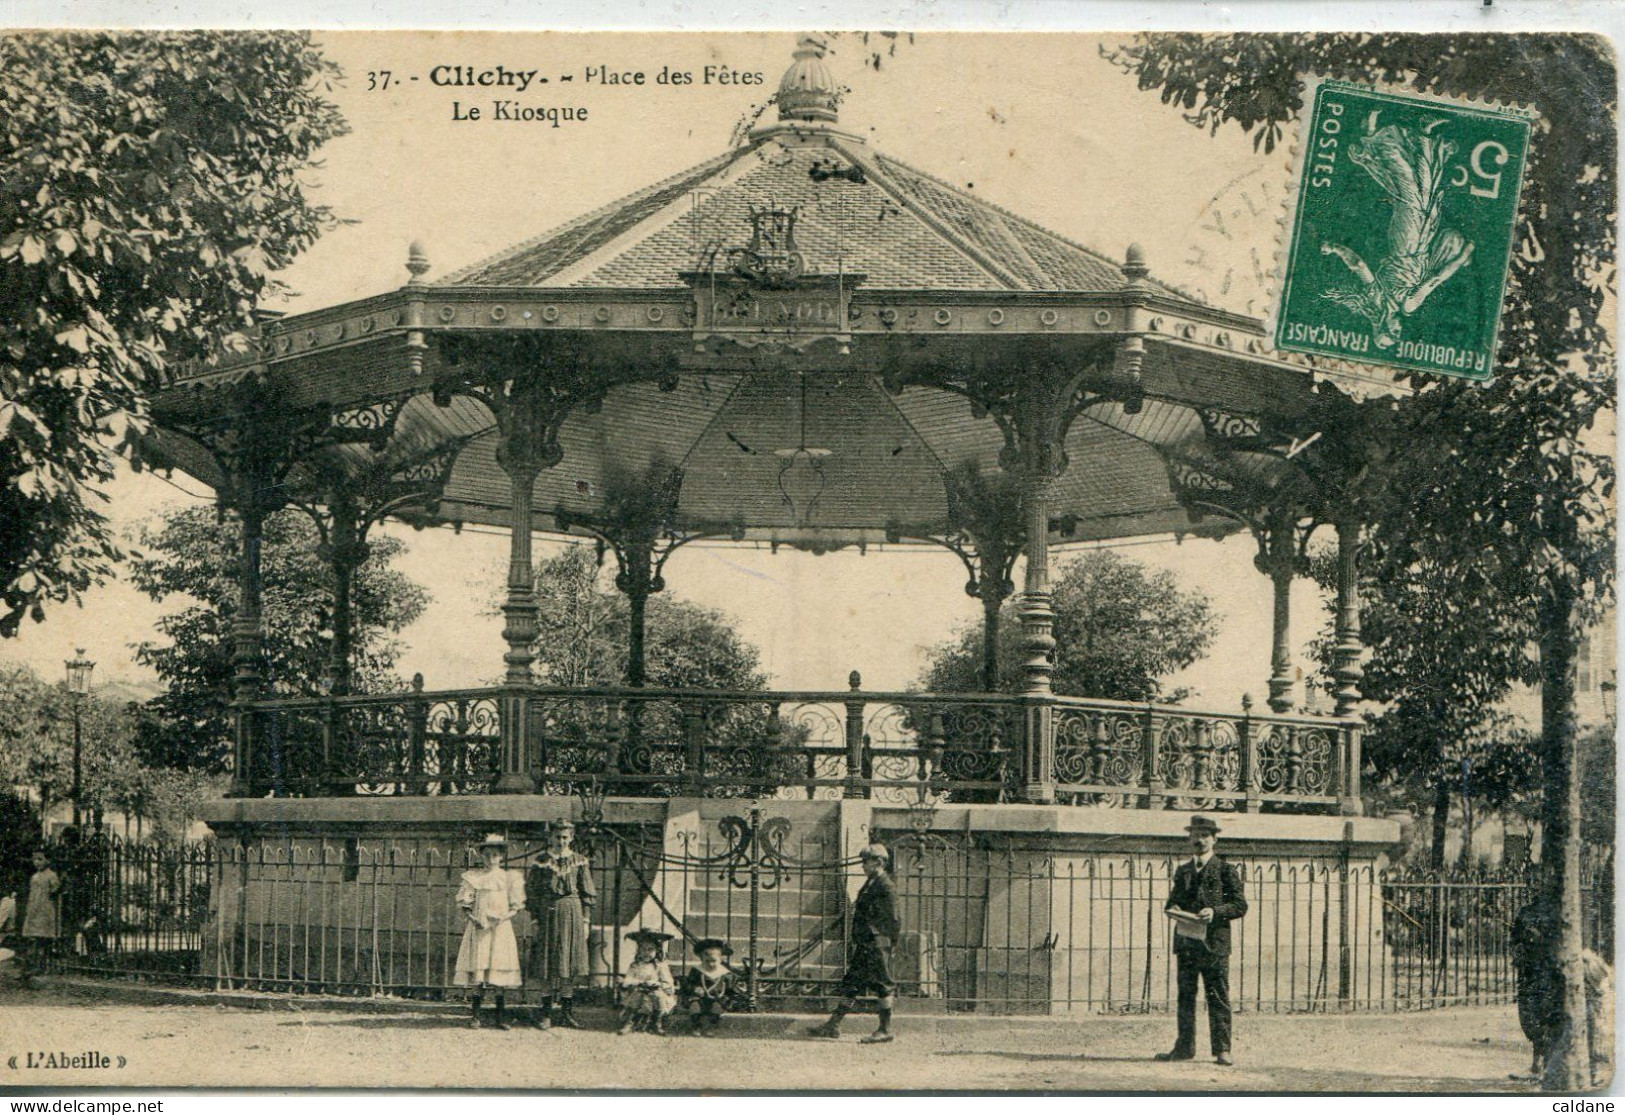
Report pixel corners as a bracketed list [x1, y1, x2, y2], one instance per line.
[474, 832, 508, 849]
[625, 927, 675, 945]
[692, 937, 733, 956]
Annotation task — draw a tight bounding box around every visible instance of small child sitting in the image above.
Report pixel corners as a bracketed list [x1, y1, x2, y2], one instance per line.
[680, 937, 739, 1036]
[619, 928, 676, 1035]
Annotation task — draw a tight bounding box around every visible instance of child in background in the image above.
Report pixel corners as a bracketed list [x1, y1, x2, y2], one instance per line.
[618, 928, 676, 1035]
[453, 833, 525, 1030]
[20, 850, 59, 987]
[680, 937, 738, 1036]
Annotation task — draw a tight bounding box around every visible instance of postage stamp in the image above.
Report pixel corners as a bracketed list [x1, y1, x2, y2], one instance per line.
[1274, 78, 1535, 380]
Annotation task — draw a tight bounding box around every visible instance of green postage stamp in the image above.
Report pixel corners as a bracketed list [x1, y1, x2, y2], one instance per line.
[1274, 79, 1535, 381]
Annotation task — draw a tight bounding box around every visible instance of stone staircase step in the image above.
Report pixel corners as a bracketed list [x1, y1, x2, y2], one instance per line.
[668, 910, 843, 933]
[683, 890, 842, 916]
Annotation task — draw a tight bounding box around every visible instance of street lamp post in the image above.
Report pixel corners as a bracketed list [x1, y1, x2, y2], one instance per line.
[65, 649, 95, 830]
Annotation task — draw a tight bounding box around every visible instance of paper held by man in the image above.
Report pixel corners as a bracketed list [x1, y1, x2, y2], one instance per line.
[1167, 908, 1211, 942]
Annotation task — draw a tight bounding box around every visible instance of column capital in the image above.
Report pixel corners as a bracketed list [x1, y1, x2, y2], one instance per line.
[434, 332, 625, 478]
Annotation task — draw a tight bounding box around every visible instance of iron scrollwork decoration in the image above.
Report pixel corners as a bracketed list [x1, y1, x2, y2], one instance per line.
[1159, 714, 1242, 811]
[562, 802, 853, 1012]
[1054, 707, 1142, 808]
[885, 795, 968, 875]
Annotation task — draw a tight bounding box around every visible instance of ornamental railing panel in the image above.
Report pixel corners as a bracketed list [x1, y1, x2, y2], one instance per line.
[1050, 697, 1351, 815]
[245, 685, 1353, 812]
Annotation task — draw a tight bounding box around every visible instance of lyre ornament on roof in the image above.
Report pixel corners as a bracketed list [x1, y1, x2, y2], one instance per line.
[730, 205, 806, 287]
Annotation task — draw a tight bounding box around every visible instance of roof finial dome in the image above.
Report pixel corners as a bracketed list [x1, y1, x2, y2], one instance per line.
[777, 36, 839, 124]
[1123, 242, 1148, 281]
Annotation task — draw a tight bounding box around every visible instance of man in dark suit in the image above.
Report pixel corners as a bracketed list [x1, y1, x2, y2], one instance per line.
[1156, 815, 1247, 1066]
[810, 843, 901, 1044]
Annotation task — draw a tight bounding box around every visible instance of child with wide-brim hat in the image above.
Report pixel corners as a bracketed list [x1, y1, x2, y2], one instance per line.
[619, 928, 677, 1035]
[453, 833, 525, 1029]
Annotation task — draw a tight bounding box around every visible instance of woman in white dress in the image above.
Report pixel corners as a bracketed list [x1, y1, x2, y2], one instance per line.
[454, 833, 524, 1029]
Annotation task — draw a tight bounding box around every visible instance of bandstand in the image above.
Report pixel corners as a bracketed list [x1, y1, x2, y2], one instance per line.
[152, 39, 1404, 1014]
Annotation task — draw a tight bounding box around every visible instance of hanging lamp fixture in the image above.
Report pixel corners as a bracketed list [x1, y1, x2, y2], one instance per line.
[775, 372, 831, 526]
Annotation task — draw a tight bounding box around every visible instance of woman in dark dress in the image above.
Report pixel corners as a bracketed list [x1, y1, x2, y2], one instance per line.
[525, 821, 596, 1028]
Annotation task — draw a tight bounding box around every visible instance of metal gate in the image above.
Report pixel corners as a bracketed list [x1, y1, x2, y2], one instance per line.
[576, 803, 857, 1010]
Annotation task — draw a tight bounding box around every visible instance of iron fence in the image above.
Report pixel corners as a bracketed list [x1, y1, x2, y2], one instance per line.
[35, 831, 1608, 1014]
[33, 836, 213, 982]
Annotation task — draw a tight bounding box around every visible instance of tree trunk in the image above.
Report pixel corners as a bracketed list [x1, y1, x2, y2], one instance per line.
[981, 590, 1002, 693]
[1539, 570, 1591, 1091]
[1430, 779, 1450, 870]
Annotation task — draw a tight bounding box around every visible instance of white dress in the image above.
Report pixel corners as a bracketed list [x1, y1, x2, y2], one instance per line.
[453, 866, 524, 987]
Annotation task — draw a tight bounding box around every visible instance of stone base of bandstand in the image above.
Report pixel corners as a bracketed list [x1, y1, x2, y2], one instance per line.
[197, 797, 1401, 1014]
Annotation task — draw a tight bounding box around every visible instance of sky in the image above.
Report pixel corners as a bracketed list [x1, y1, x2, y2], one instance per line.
[0, 31, 1336, 707]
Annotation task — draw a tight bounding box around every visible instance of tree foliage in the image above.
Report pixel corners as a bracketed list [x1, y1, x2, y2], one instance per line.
[128, 505, 429, 773]
[1308, 548, 1541, 864]
[527, 545, 768, 690]
[1108, 33, 1614, 1088]
[0, 664, 140, 827]
[920, 550, 1218, 701]
[0, 32, 348, 635]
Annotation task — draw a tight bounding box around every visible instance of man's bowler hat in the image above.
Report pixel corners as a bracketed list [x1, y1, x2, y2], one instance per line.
[1184, 815, 1221, 837]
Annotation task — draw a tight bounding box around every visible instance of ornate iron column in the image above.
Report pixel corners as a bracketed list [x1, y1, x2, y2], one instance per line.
[228, 485, 270, 797]
[436, 332, 626, 793]
[885, 337, 1145, 803]
[160, 376, 362, 796]
[1252, 505, 1311, 714]
[935, 464, 1023, 693]
[891, 362, 1116, 804]
[1333, 517, 1365, 814]
[293, 437, 466, 698]
[318, 491, 369, 697]
[1003, 381, 1081, 805]
[558, 458, 727, 689]
[496, 439, 542, 792]
[1332, 517, 1365, 716]
[1017, 461, 1058, 802]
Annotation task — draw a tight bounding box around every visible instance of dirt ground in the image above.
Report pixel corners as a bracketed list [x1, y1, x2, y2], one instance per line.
[0, 981, 1579, 1093]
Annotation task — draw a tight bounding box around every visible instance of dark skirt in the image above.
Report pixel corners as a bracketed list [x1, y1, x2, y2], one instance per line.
[528, 895, 589, 987]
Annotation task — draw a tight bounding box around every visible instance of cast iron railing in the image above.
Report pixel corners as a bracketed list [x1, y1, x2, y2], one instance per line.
[39, 833, 1613, 1014]
[245, 681, 1357, 813]
[1051, 696, 1356, 812]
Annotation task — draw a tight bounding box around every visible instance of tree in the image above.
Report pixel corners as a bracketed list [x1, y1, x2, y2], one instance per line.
[0, 664, 139, 830]
[128, 505, 429, 773]
[1107, 34, 1614, 1087]
[0, 32, 348, 636]
[1308, 549, 1541, 867]
[920, 550, 1218, 701]
[0, 793, 42, 902]
[526, 545, 768, 691]
[520, 546, 777, 795]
